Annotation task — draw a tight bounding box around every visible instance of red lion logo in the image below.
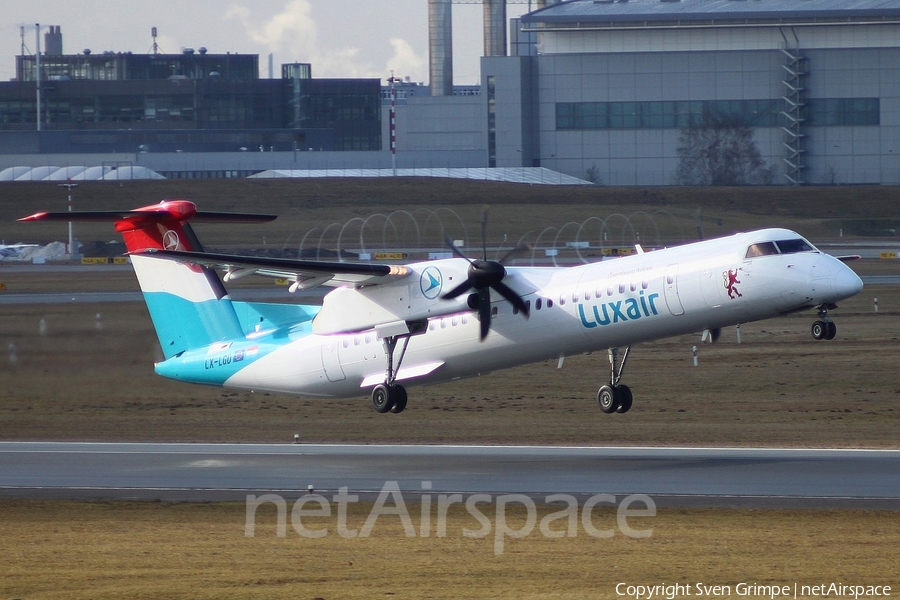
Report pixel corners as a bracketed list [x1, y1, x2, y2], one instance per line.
[723, 268, 743, 299]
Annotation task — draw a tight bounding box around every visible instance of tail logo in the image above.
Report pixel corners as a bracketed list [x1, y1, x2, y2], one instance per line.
[162, 230, 181, 251]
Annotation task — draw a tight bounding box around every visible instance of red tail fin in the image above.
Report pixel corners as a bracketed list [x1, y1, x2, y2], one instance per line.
[116, 200, 199, 252]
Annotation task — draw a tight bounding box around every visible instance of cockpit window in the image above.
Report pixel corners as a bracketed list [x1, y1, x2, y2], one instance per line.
[745, 238, 817, 259]
[745, 242, 778, 258]
[774, 239, 815, 254]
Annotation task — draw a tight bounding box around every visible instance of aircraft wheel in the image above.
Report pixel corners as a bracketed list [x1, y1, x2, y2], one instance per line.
[389, 385, 408, 414]
[825, 321, 837, 340]
[598, 385, 619, 414]
[811, 320, 827, 340]
[615, 385, 633, 414]
[371, 384, 395, 414]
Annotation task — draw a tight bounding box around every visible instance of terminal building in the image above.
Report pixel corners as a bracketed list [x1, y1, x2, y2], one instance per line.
[4, 0, 900, 185]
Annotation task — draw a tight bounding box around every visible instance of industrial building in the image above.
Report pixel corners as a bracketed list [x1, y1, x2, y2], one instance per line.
[4, 0, 900, 186]
[0, 28, 381, 157]
[407, 0, 900, 185]
[503, 0, 900, 185]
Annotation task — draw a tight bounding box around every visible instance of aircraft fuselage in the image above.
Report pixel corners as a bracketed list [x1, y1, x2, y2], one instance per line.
[155, 228, 862, 399]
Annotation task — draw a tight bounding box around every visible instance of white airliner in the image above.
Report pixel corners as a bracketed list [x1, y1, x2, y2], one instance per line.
[21, 200, 863, 414]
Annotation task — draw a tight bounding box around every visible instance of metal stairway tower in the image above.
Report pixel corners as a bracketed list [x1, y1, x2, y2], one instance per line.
[780, 46, 809, 185]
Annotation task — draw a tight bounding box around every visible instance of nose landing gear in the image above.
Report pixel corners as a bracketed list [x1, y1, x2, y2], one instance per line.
[811, 304, 838, 340]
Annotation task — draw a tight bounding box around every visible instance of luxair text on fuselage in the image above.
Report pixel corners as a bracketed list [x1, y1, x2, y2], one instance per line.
[578, 290, 661, 329]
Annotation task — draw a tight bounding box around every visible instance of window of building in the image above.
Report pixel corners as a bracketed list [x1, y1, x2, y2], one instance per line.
[556, 98, 878, 131]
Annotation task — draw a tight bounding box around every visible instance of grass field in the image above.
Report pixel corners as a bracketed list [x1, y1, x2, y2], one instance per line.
[1, 179, 899, 597]
[1, 500, 898, 600]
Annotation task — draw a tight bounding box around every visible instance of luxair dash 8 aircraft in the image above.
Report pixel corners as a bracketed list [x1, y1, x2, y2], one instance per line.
[22, 200, 863, 415]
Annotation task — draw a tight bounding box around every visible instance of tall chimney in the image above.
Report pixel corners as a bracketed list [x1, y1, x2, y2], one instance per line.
[44, 25, 62, 56]
[483, 0, 507, 57]
[428, 0, 453, 96]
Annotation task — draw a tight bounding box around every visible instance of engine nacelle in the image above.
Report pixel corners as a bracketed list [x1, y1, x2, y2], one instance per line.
[312, 259, 472, 335]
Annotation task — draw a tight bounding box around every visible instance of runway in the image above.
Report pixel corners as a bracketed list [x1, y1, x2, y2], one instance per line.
[1, 442, 898, 508]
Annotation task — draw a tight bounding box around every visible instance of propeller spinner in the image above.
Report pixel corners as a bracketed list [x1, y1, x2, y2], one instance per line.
[441, 208, 529, 340]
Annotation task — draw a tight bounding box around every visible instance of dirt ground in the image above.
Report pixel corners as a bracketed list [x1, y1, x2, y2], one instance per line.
[0, 290, 897, 446]
[3, 178, 900, 253]
[0, 178, 898, 447]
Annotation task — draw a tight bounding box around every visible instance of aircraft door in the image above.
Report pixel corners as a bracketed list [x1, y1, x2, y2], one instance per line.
[321, 338, 346, 382]
[664, 264, 685, 316]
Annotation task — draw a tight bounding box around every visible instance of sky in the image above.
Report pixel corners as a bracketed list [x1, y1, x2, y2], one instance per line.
[1, 0, 532, 85]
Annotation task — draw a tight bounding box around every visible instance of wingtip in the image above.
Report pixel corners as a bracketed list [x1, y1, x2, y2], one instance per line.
[17, 212, 48, 222]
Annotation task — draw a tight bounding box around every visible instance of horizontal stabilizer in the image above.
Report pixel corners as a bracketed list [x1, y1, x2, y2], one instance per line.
[19, 202, 275, 225]
[135, 248, 410, 289]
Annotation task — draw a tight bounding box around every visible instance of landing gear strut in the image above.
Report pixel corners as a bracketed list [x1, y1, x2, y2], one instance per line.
[811, 304, 837, 341]
[597, 346, 633, 414]
[370, 320, 425, 414]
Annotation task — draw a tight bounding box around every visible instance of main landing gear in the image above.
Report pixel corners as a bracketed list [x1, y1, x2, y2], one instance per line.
[597, 346, 633, 414]
[369, 320, 426, 415]
[371, 381, 408, 414]
[811, 304, 838, 341]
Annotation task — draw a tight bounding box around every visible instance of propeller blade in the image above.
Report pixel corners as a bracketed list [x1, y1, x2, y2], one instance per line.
[478, 287, 492, 340]
[493, 281, 529, 318]
[442, 279, 475, 300]
[439, 210, 528, 340]
[497, 243, 531, 266]
[444, 235, 472, 263]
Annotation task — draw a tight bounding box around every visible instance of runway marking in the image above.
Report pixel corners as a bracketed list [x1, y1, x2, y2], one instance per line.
[2, 442, 899, 454]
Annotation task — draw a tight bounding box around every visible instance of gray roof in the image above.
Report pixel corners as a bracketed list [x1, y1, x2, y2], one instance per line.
[523, 0, 900, 25]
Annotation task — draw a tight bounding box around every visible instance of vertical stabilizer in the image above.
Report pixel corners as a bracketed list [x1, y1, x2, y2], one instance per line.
[20, 200, 275, 359]
[114, 201, 244, 358]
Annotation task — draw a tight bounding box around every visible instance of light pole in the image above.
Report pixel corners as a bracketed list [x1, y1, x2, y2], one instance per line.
[57, 182, 78, 256]
[387, 71, 401, 176]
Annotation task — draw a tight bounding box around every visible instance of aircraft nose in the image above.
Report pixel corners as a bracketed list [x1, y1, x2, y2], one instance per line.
[833, 263, 864, 299]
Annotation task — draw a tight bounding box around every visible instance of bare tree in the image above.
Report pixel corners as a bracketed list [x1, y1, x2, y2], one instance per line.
[675, 112, 774, 186]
